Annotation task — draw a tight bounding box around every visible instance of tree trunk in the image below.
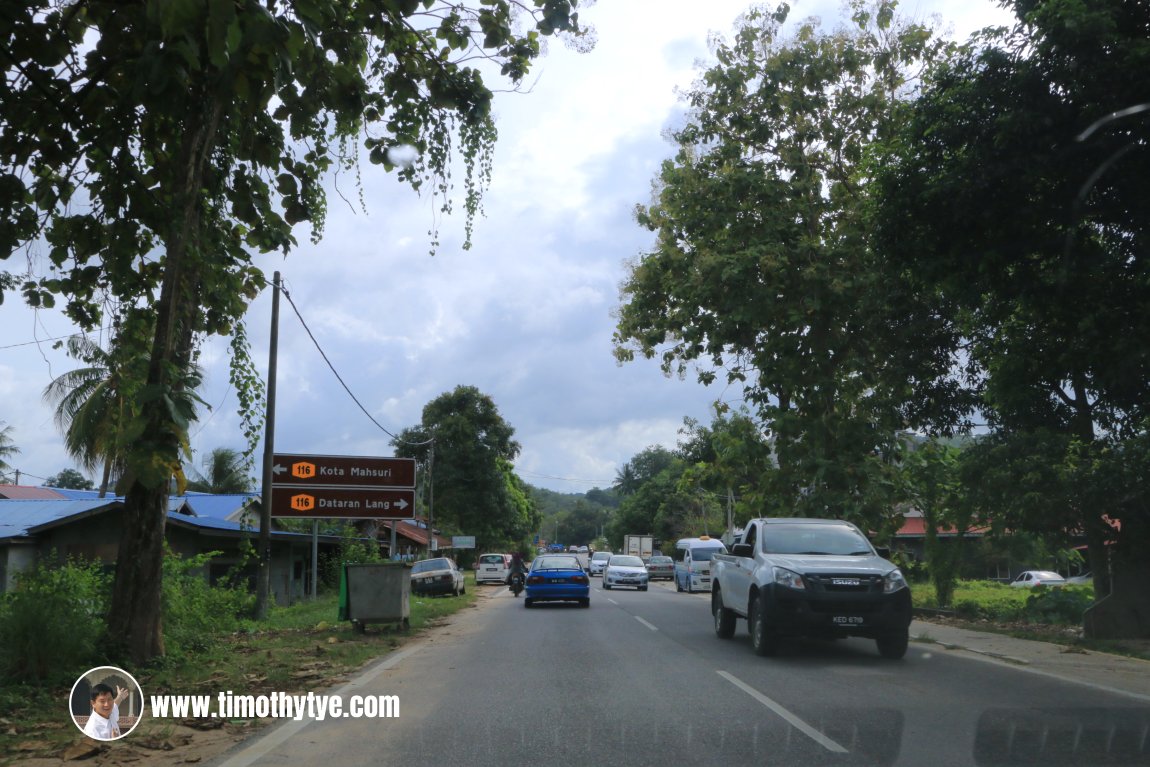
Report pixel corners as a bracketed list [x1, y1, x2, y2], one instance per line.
[106, 482, 169, 662]
[102, 89, 225, 665]
[1084, 505, 1150, 639]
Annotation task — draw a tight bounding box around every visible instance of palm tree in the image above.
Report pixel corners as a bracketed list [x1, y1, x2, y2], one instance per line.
[0, 420, 20, 482]
[186, 447, 253, 493]
[43, 332, 206, 498]
[42, 335, 128, 497]
[613, 462, 638, 497]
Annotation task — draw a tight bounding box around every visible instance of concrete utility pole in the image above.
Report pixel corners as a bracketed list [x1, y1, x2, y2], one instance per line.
[256, 271, 281, 619]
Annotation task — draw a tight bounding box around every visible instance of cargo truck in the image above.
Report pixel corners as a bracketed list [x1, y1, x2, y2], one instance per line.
[622, 534, 654, 561]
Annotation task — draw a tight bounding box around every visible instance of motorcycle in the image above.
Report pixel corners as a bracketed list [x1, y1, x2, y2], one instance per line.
[508, 571, 525, 597]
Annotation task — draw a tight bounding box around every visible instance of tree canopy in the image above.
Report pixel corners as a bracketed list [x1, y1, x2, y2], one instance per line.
[44, 468, 95, 490]
[394, 385, 536, 552]
[0, 0, 586, 662]
[614, 0, 954, 531]
[872, 0, 1150, 636]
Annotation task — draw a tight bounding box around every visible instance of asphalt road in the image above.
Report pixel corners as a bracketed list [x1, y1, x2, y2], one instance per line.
[211, 579, 1150, 767]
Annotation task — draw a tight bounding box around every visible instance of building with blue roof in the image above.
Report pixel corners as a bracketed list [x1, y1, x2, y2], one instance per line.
[0, 492, 342, 604]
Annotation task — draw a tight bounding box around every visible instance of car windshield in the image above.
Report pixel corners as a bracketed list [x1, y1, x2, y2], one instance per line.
[649, 557, 672, 564]
[532, 556, 580, 571]
[610, 556, 644, 567]
[479, 555, 505, 565]
[688, 547, 725, 561]
[412, 558, 450, 573]
[1033, 571, 1063, 580]
[591, 552, 611, 562]
[761, 524, 874, 556]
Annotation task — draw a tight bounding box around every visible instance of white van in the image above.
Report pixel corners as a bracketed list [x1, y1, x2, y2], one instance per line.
[672, 536, 728, 593]
[475, 553, 511, 584]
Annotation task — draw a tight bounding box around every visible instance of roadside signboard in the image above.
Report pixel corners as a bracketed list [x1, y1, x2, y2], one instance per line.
[270, 453, 417, 520]
[270, 487, 416, 519]
[271, 453, 415, 488]
[452, 536, 476, 549]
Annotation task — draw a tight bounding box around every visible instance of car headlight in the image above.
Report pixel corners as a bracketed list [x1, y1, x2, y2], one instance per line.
[772, 567, 805, 590]
[883, 569, 908, 594]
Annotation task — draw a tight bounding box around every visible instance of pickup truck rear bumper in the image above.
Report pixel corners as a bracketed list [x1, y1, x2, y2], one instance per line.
[759, 584, 912, 639]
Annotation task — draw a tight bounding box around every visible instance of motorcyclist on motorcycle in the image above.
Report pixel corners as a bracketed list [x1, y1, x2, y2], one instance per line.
[508, 552, 528, 596]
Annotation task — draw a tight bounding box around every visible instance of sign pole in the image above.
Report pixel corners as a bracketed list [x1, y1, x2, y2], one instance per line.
[311, 518, 318, 599]
[256, 271, 281, 619]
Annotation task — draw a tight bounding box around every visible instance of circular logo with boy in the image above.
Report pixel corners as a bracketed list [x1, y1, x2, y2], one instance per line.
[70, 666, 144, 741]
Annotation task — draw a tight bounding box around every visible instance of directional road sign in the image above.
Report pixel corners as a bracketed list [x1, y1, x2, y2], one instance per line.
[271, 487, 416, 519]
[269, 453, 417, 520]
[271, 453, 416, 489]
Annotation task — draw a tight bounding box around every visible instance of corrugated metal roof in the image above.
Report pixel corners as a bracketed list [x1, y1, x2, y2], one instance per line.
[0, 498, 319, 541]
[47, 487, 109, 500]
[0, 499, 121, 539]
[172, 493, 259, 520]
[0, 486, 69, 500]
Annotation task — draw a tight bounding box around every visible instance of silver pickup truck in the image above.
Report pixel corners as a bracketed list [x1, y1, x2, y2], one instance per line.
[710, 517, 912, 658]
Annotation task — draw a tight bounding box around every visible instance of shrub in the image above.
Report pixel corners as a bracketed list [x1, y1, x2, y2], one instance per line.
[162, 549, 255, 655]
[1024, 585, 1093, 625]
[0, 556, 110, 683]
[319, 527, 387, 590]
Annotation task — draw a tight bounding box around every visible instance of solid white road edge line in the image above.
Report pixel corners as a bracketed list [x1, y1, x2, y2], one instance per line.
[214, 644, 425, 767]
[716, 670, 849, 754]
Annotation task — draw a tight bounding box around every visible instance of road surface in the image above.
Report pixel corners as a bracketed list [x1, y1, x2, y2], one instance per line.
[210, 579, 1150, 767]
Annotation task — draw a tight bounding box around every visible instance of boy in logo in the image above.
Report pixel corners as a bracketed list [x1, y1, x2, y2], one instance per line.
[82, 683, 129, 740]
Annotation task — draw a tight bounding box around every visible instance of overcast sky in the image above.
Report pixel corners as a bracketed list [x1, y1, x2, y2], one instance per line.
[0, 0, 1015, 494]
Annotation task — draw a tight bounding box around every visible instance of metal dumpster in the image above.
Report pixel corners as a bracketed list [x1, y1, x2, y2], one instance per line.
[343, 563, 410, 632]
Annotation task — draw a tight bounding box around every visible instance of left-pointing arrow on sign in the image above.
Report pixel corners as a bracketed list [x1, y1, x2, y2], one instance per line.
[272, 464, 286, 475]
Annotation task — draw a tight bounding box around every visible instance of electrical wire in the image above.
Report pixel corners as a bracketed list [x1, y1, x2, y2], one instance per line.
[277, 282, 434, 447]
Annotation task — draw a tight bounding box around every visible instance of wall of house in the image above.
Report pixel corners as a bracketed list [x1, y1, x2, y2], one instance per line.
[35, 514, 120, 568]
[0, 544, 37, 592]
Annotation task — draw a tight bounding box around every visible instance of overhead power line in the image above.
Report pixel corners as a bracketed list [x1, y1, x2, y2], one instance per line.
[277, 282, 433, 447]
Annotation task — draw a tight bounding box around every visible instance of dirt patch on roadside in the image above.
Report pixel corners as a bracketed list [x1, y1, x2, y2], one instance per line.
[8, 593, 497, 767]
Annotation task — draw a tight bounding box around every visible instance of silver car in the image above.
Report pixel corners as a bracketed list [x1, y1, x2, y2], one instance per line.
[602, 554, 648, 591]
[410, 557, 466, 597]
[588, 551, 613, 576]
[1009, 570, 1067, 588]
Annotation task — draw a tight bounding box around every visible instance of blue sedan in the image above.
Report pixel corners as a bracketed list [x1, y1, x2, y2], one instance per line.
[524, 555, 590, 608]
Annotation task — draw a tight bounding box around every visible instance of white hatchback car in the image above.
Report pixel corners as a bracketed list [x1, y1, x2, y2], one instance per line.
[602, 554, 648, 591]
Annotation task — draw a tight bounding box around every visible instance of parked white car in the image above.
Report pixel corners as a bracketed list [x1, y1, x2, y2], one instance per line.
[1009, 570, 1067, 588]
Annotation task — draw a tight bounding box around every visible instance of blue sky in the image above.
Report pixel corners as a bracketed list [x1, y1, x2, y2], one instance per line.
[0, 0, 1015, 493]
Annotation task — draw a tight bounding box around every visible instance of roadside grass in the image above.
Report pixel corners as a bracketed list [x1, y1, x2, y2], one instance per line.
[0, 572, 478, 765]
[912, 579, 1150, 662]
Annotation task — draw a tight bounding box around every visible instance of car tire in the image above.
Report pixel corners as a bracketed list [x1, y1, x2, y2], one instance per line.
[876, 631, 909, 660]
[686, 578, 693, 594]
[640, 585, 648, 592]
[712, 588, 736, 639]
[749, 596, 780, 657]
[524, 598, 533, 608]
[580, 598, 590, 608]
[603, 582, 612, 590]
[676, 576, 683, 593]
